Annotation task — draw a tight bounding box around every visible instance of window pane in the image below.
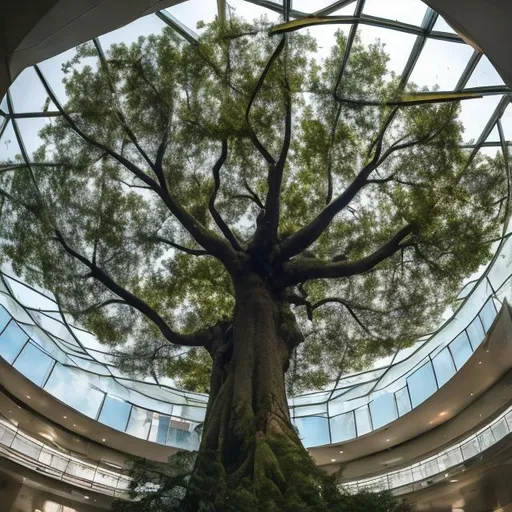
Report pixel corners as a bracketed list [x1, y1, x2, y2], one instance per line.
[295, 416, 330, 447]
[369, 393, 397, 430]
[13, 342, 53, 385]
[148, 413, 170, 444]
[449, 332, 473, 369]
[395, 387, 412, 417]
[407, 362, 437, 408]
[355, 407, 372, 436]
[167, 419, 200, 450]
[44, 364, 104, 418]
[432, 348, 456, 388]
[466, 316, 485, 350]
[0, 321, 28, 363]
[491, 417, 509, 442]
[478, 429, 496, 451]
[331, 412, 356, 442]
[98, 396, 131, 431]
[0, 306, 11, 332]
[126, 406, 152, 440]
[12, 434, 42, 459]
[479, 299, 497, 332]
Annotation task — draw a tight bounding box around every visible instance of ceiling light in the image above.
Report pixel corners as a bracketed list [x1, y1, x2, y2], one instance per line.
[26, 395, 31, 399]
[102, 438, 106, 442]
[444, 473, 448, 478]
[84, 495, 90, 499]
[331, 458, 336, 462]
[339, 450, 343, 454]
[439, 411, 447, 417]
[73, 424, 77, 427]
[450, 479, 458, 483]
[63, 416, 67, 419]
[478, 361, 482, 365]
[470, 393, 474, 396]
[386, 439, 390, 442]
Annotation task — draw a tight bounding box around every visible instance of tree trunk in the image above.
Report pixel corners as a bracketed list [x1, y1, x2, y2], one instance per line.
[184, 273, 327, 511]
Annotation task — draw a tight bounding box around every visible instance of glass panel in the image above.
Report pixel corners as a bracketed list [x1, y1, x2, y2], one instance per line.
[355, 406, 372, 436]
[13, 342, 53, 385]
[479, 299, 497, 332]
[167, 420, 200, 451]
[388, 469, 413, 488]
[98, 396, 131, 431]
[438, 448, 463, 470]
[0, 423, 15, 446]
[330, 412, 356, 443]
[432, 348, 456, 388]
[395, 387, 412, 417]
[478, 429, 496, 451]
[449, 331, 473, 369]
[11, 434, 42, 459]
[369, 393, 397, 430]
[295, 416, 330, 447]
[44, 364, 104, 418]
[66, 460, 95, 481]
[148, 413, 170, 444]
[466, 316, 485, 350]
[406, 362, 437, 408]
[0, 321, 28, 363]
[0, 306, 11, 331]
[39, 448, 69, 471]
[491, 417, 509, 442]
[126, 406, 152, 439]
[461, 438, 480, 459]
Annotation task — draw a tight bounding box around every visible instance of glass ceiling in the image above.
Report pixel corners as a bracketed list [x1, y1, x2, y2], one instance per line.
[0, 0, 511, 450]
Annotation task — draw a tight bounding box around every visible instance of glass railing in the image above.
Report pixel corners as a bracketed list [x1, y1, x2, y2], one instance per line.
[0, 418, 130, 497]
[342, 404, 512, 494]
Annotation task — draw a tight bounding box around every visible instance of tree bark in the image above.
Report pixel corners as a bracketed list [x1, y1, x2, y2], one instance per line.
[184, 273, 323, 511]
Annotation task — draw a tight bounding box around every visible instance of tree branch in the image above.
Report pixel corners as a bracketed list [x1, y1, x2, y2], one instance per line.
[53, 229, 219, 347]
[153, 236, 208, 256]
[245, 37, 286, 166]
[263, 42, 292, 240]
[280, 224, 415, 285]
[209, 139, 243, 251]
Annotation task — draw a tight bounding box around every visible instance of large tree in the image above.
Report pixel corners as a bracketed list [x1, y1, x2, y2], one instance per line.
[0, 10, 506, 512]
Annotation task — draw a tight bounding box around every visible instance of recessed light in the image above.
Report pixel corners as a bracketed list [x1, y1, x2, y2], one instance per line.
[450, 479, 458, 483]
[444, 473, 448, 478]
[470, 393, 474, 396]
[386, 439, 390, 442]
[63, 416, 67, 419]
[84, 496, 89, 500]
[102, 438, 106, 442]
[439, 411, 447, 417]
[8, 410, 12, 413]
[331, 458, 336, 462]
[26, 395, 31, 399]
[73, 424, 77, 427]
[339, 450, 343, 454]
[478, 361, 482, 365]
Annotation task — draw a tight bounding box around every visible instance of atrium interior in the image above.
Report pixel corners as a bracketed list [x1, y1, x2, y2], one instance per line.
[1, 0, 512, 511]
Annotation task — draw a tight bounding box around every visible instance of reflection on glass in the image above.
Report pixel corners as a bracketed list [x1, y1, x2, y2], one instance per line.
[491, 417, 509, 442]
[126, 406, 152, 439]
[44, 364, 104, 418]
[0, 321, 28, 363]
[369, 393, 397, 430]
[432, 348, 456, 388]
[449, 331, 473, 369]
[355, 407, 372, 436]
[167, 418, 200, 450]
[11, 434, 41, 459]
[331, 412, 356, 443]
[407, 361, 437, 407]
[295, 416, 330, 447]
[13, 342, 53, 385]
[148, 413, 170, 444]
[98, 395, 131, 431]
[478, 429, 495, 450]
[395, 387, 412, 416]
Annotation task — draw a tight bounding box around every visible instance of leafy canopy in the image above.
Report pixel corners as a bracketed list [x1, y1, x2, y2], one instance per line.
[0, 14, 506, 393]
